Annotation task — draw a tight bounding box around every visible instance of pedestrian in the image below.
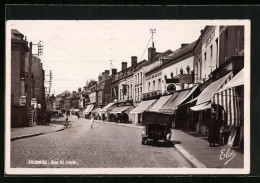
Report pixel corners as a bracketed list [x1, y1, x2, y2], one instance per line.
[90, 113, 95, 128]
[206, 108, 219, 147]
[102, 114, 105, 122]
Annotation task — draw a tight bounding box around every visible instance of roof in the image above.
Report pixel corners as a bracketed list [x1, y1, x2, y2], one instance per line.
[163, 40, 197, 64]
[11, 29, 23, 36]
[145, 40, 197, 76]
[154, 49, 173, 61]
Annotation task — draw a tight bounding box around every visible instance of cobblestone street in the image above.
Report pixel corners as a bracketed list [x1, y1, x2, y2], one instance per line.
[11, 117, 192, 168]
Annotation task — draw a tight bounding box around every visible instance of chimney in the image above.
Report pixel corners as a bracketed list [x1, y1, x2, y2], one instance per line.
[105, 70, 110, 79]
[112, 68, 117, 75]
[148, 46, 156, 64]
[78, 87, 81, 93]
[181, 43, 189, 48]
[102, 72, 106, 80]
[122, 62, 127, 71]
[131, 56, 138, 68]
[98, 74, 102, 82]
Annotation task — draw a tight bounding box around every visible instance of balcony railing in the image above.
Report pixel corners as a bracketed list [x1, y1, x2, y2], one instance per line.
[142, 90, 162, 100]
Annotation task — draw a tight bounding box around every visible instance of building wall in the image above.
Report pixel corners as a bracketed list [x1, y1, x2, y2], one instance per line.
[118, 75, 134, 102]
[161, 55, 194, 93]
[30, 56, 44, 105]
[201, 26, 220, 82]
[144, 70, 162, 94]
[11, 45, 25, 105]
[219, 26, 244, 66]
[89, 91, 97, 104]
[133, 69, 144, 103]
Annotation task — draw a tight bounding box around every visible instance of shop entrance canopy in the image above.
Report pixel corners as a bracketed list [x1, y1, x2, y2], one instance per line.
[130, 99, 157, 113]
[218, 68, 244, 93]
[149, 95, 172, 112]
[100, 103, 116, 113]
[160, 89, 191, 113]
[83, 104, 94, 114]
[196, 72, 232, 105]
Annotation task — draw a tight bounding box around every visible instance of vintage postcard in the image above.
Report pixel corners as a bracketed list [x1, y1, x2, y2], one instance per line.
[5, 19, 250, 175]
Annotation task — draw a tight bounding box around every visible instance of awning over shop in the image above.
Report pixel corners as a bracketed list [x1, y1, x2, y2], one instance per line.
[130, 99, 157, 113]
[178, 84, 200, 105]
[218, 68, 244, 93]
[149, 95, 172, 112]
[83, 104, 94, 114]
[196, 72, 232, 105]
[159, 89, 191, 113]
[92, 107, 101, 113]
[110, 106, 123, 114]
[115, 105, 133, 114]
[190, 102, 211, 111]
[99, 103, 116, 113]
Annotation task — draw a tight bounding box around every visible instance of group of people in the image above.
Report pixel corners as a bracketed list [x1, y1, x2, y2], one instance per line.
[206, 108, 225, 147]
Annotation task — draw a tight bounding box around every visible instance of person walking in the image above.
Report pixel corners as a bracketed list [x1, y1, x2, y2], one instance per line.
[90, 113, 95, 128]
[206, 108, 219, 147]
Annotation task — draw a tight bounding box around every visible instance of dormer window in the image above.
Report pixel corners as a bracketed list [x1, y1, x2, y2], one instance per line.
[186, 66, 190, 74]
[180, 68, 184, 74]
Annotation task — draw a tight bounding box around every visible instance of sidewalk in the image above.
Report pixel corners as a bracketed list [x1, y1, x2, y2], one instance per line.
[11, 118, 66, 141]
[171, 129, 244, 168]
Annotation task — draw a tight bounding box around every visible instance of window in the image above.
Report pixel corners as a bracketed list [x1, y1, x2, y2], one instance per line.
[180, 68, 183, 74]
[138, 73, 139, 84]
[148, 82, 150, 92]
[153, 80, 155, 91]
[140, 72, 142, 83]
[215, 38, 219, 69]
[170, 72, 173, 78]
[186, 66, 190, 74]
[204, 52, 207, 61]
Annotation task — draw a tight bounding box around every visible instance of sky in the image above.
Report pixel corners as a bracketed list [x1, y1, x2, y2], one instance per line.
[8, 20, 208, 95]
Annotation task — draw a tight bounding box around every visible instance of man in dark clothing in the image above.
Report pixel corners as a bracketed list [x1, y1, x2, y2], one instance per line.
[207, 109, 219, 147]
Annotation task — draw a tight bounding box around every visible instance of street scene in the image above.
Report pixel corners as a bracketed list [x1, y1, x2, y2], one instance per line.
[7, 20, 248, 174]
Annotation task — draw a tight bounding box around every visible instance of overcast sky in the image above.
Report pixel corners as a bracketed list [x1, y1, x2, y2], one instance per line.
[8, 20, 208, 95]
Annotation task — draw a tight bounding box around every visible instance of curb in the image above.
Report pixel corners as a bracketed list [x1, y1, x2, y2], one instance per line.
[11, 126, 66, 141]
[173, 143, 207, 168]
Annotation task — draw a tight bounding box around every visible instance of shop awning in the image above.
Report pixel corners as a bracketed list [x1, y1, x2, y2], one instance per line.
[149, 95, 172, 112]
[159, 89, 191, 113]
[130, 99, 157, 113]
[218, 68, 244, 93]
[74, 109, 80, 112]
[178, 84, 200, 105]
[115, 106, 133, 114]
[190, 102, 211, 111]
[99, 103, 116, 113]
[110, 106, 123, 114]
[92, 107, 101, 113]
[83, 104, 94, 114]
[196, 72, 232, 105]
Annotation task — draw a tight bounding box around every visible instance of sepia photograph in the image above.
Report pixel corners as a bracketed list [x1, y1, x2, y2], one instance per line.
[5, 18, 250, 175]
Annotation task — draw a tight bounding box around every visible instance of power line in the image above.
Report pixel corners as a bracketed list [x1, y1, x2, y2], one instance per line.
[139, 34, 153, 61]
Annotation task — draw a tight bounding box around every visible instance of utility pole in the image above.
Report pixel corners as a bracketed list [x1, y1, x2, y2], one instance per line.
[45, 70, 53, 96]
[150, 29, 156, 47]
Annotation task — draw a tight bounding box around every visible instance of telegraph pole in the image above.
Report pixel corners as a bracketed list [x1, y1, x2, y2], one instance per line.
[150, 29, 156, 47]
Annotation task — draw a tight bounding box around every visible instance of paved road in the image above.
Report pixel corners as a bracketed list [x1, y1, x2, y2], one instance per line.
[11, 117, 192, 168]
